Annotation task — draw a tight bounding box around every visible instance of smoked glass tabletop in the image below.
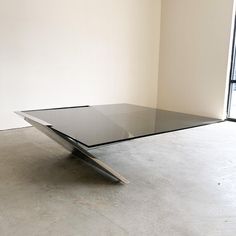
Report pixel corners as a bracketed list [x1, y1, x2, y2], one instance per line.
[24, 104, 221, 147]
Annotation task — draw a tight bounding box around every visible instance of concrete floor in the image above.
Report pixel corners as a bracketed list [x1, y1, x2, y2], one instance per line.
[0, 122, 236, 236]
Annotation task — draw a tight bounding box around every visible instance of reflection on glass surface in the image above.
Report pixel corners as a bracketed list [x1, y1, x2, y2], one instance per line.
[25, 104, 220, 147]
[229, 84, 236, 118]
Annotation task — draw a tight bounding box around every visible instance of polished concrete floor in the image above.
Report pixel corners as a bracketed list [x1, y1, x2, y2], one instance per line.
[0, 122, 236, 236]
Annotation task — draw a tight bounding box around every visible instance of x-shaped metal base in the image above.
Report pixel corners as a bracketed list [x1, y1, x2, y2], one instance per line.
[16, 112, 129, 184]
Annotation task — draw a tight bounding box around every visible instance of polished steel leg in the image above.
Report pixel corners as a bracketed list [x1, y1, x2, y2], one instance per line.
[16, 112, 129, 184]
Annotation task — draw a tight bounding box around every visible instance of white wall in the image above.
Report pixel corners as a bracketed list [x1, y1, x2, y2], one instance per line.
[0, 0, 161, 130]
[157, 0, 235, 118]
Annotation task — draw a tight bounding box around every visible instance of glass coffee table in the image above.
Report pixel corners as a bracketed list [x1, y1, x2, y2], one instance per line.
[16, 104, 221, 183]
